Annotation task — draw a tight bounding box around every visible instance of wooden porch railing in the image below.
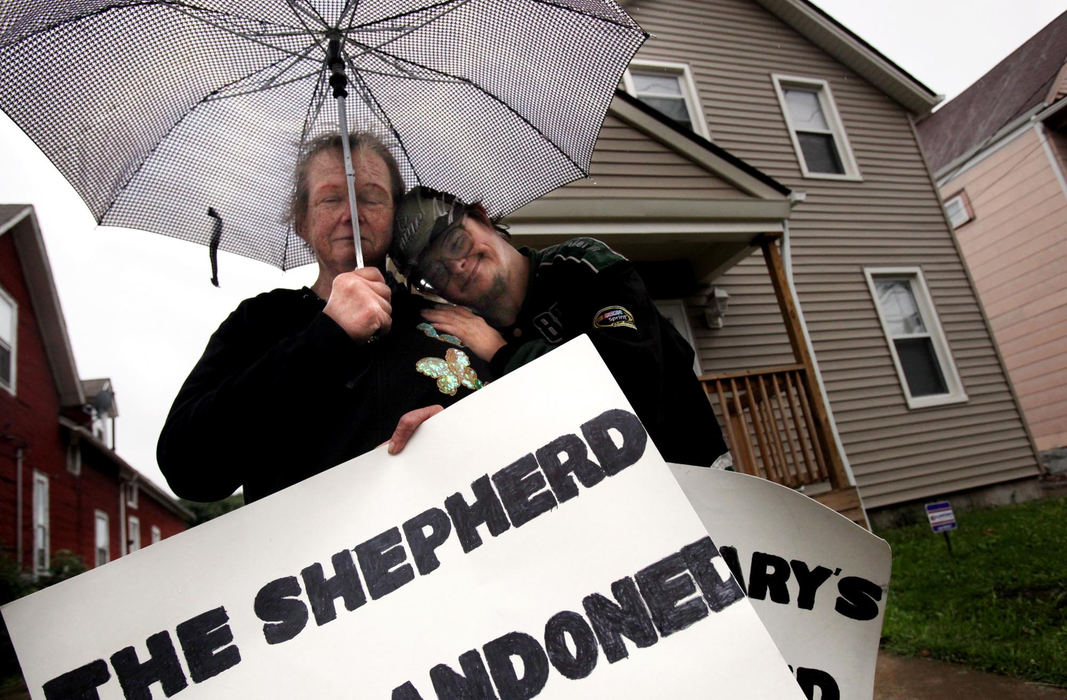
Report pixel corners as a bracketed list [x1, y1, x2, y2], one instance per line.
[702, 364, 830, 488]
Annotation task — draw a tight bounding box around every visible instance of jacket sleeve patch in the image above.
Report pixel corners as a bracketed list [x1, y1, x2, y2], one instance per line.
[592, 306, 637, 330]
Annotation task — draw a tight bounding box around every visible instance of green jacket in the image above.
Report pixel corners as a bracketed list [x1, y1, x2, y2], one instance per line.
[490, 238, 727, 467]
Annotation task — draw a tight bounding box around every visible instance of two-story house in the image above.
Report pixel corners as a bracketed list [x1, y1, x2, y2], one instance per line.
[916, 12, 1067, 475]
[508, 0, 1042, 525]
[1, 204, 191, 580]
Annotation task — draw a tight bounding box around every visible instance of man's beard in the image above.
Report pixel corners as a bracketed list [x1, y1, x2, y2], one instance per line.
[473, 273, 511, 324]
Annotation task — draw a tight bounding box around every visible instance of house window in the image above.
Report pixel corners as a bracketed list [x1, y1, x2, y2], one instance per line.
[33, 472, 49, 575]
[0, 286, 15, 394]
[126, 482, 138, 509]
[128, 516, 141, 553]
[66, 442, 82, 476]
[654, 300, 702, 376]
[772, 75, 860, 180]
[944, 191, 974, 229]
[95, 511, 110, 566]
[623, 61, 710, 138]
[865, 268, 967, 409]
[151, 525, 161, 545]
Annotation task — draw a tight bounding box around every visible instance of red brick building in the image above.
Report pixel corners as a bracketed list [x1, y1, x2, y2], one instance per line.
[0, 205, 190, 578]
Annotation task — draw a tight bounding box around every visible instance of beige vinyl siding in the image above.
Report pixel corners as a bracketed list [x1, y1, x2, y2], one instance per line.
[624, 0, 1039, 508]
[544, 114, 743, 201]
[938, 126, 1067, 451]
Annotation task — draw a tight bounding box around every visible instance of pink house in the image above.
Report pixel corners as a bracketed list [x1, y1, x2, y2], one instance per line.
[916, 12, 1067, 468]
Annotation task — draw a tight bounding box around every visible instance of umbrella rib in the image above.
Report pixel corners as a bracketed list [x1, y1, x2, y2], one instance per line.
[0, 1, 306, 50]
[527, 0, 646, 32]
[164, 3, 323, 62]
[96, 48, 311, 222]
[337, 0, 360, 33]
[0, 1, 151, 47]
[346, 0, 471, 55]
[201, 35, 326, 100]
[344, 62, 420, 183]
[332, 0, 627, 180]
[300, 68, 331, 150]
[358, 49, 588, 177]
[284, 68, 332, 269]
[261, 42, 323, 89]
[203, 67, 322, 102]
[283, 0, 328, 36]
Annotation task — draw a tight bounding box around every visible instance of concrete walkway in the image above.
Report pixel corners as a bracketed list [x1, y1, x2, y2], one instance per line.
[876, 650, 1067, 699]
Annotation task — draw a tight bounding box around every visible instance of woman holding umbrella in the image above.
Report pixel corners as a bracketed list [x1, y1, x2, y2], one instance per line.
[157, 134, 491, 503]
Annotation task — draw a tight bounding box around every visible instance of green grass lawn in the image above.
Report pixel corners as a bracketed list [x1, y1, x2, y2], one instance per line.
[876, 496, 1067, 686]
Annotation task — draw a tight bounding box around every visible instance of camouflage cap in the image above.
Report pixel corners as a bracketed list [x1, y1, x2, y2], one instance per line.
[391, 186, 466, 274]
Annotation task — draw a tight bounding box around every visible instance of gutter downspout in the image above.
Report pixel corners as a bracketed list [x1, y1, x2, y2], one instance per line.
[781, 213, 869, 528]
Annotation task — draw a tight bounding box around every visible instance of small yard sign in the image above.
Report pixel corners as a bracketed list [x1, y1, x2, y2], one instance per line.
[925, 501, 957, 533]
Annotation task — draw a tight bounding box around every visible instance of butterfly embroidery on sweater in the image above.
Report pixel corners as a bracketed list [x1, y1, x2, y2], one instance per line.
[416, 348, 483, 396]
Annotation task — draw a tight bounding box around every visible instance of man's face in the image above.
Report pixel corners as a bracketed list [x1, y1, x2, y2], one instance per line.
[418, 214, 512, 312]
[300, 148, 395, 274]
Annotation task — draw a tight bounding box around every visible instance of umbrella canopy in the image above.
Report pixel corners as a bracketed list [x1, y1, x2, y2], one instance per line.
[0, 1, 646, 270]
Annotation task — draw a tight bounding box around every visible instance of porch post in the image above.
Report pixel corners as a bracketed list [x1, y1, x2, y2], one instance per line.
[756, 234, 850, 490]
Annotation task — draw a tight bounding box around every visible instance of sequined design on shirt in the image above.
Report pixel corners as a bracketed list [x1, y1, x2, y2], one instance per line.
[416, 348, 483, 396]
[417, 322, 462, 346]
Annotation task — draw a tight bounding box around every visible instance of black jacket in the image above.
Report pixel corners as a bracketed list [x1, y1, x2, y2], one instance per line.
[489, 238, 727, 467]
[157, 282, 491, 502]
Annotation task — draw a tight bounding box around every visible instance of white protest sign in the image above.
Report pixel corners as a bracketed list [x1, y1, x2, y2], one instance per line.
[4, 336, 803, 699]
[669, 465, 891, 700]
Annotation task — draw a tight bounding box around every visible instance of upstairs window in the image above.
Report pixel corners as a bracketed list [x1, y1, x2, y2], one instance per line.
[128, 516, 141, 553]
[95, 511, 110, 566]
[0, 287, 15, 394]
[865, 268, 967, 409]
[33, 472, 49, 575]
[773, 75, 860, 180]
[623, 61, 710, 139]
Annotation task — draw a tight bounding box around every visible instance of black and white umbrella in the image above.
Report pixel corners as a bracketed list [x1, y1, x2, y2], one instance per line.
[0, 1, 645, 272]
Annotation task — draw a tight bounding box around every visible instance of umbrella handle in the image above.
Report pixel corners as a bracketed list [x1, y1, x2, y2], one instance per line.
[328, 36, 364, 269]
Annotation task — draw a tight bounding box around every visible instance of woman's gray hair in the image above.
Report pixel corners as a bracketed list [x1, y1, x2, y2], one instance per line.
[287, 131, 405, 237]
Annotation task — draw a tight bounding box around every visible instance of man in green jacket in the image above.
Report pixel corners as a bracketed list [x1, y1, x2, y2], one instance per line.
[392, 186, 727, 468]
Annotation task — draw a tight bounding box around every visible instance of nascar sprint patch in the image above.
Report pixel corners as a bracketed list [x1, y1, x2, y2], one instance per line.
[593, 305, 637, 330]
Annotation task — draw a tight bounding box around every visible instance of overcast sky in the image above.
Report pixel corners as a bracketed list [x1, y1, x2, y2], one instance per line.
[1, 2, 1063, 499]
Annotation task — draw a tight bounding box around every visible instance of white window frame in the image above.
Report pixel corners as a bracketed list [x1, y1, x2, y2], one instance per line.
[95, 510, 110, 566]
[0, 285, 16, 396]
[865, 267, 968, 409]
[33, 471, 49, 575]
[772, 74, 861, 181]
[622, 60, 711, 139]
[654, 299, 702, 377]
[944, 191, 974, 229]
[151, 525, 162, 545]
[126, 482, 138, 509]
[127, 515, 141, 553]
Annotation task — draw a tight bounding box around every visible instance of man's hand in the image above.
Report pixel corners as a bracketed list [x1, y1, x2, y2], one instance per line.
[386, 405, 444, 455]
[324, 268, 392, 343]
[421, 305, 506, 362]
